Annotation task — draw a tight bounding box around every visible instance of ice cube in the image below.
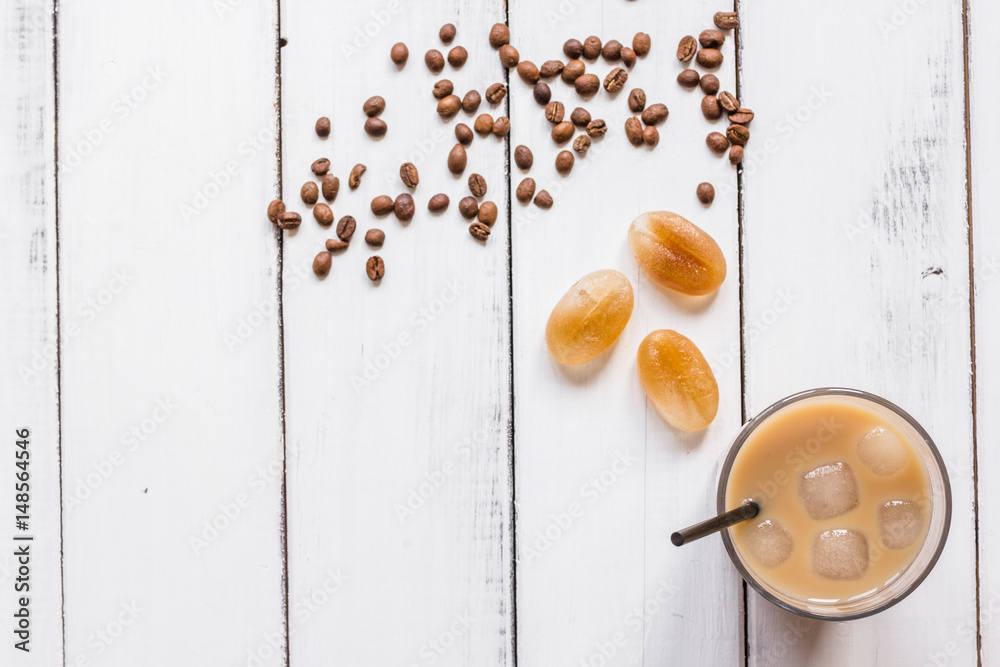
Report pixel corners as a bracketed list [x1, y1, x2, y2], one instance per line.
[878, 500, 925, 550]
[744, 519, 793, 568]
[857, 427, 907, 476]
[812, 529, 869, 580]
[799, 462, 860, 520]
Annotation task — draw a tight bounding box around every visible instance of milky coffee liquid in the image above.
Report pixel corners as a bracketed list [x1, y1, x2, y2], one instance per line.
[725, 397, 931, 602]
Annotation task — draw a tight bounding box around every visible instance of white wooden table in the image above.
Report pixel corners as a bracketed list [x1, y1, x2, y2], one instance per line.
[1, 0, 996, 665]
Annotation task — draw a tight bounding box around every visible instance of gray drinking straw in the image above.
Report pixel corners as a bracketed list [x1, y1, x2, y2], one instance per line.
[671, 501, 760, 546]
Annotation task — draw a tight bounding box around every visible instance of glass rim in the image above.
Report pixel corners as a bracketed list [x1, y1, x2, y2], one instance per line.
[716, 387, 953, 621]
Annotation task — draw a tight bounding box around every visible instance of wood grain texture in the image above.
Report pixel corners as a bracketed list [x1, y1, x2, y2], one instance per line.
[508, 2, 743, 664]
[0, 1, 63, 664]
[57, 1, 286, 664]
[279, 1, 513, 665]
[739, 0, 976, 664]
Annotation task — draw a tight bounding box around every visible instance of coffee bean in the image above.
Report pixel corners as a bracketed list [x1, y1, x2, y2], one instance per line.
[545, 101, 565, 123]
[311, 158, 330, 175]
[313, 202, 334, 226]
[677, 35, 697, 62]
[448, 144, 468, 175]
[556, 150, 575, 174]
[489, 23, 510, 48]
[400, 162, 419, 188]
[628, 88, 646, 112]
[699, 30, 725, 48]
[425, 49, 445, 73]
[448, 46, 468, 68]
[714, 11, 739, 29]
[390, 42, 409, 65]
[701, 95, 722, 120]
[278, 212, 301, 230]
[632, 32, 651, 57]
[459, 196, 479, 219]
[625, 117, 643, 146]
[696, 182, 715, 205]
[428, 194, 450, 212]
[534, 190, 553, 209]
[726, 124, 750, 146]
[485, 83, 507, 104]
[517, 61, 540, 84]
[620, 47, 637, 68]
[533, 83, 551, 105]
[493, 117, 510, 137]
[469, 222, 491, 241]
[706, 132, 729, 154]
[564, 39, 584, 59]
[322, 174, 340, 201]
[696, 48, 723, 68]
[313, 251, 332, 277]
[551, 121, 574, 143]
[643, 125, 659, 147]
[499, 45, 520, 68]
[462, 90, 482, 113]
[575, 73, 600, 96]
[364, 117, 388, 138]
[640, 103, 669, 125]
[729, 145, 744, 165]
[440, 23, 456, 44]
[437, 95, 461, 118]
[455, 123, 474, 145]
[468, 173, 487, 197]
[363, 95, 385, 116]
[729, 108, 755, 125]
[336, 215, 357, 241]
[371, 195, 394, 216]
[677, 69, 700, 88]
[474, 114, 494, 134]
[516, 178, 536, 203]
[315, 117, 330, 138]
[478, 201, 498, 226]
[573, 135, 591, 154]
[267, 199, 285, 223]
[586, 119, 607, 137]
[366, 228, 385, 248]
[604, 68, 628, 93]
[394, 193, 415, 221]
[562, 60, 585, 84]
[700, 74, 720, 94]
[366, 255, 385, 281]
[348, 164, 366, 189]
[325, 239, 349, 252]
[514, 145, 534, 170]
[718, 91, 739, 112]
[540, 60, 564, 78]
[301, 181, 319, 204]
[602, 39, 623, 61]
[433, 80, 454, 99]
[583, 36, 602, 59]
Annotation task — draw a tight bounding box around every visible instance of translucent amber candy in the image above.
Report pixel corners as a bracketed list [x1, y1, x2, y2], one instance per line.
[628, 211, 726, 295]
[637, 329, 719, 430]
[545, 270, 634, 365]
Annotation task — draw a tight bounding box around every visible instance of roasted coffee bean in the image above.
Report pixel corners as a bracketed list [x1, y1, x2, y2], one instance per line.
[390, 42, 409, 65]
[551, 121, 574, 143]
[706, 132, 729, 154]
[563, 39, 584, 59]
[455, 123, 474, 145]
[516, 178, 536, 203]
[696, 48, 723, 68]
[366, 228, 385, 247]
[478, 201, 498, 226]
[573, 135, 591, 154]
[474, 113, 494, 134]
[714, 11, 739, 29]
[729, 108, 755, 124]
[493, 116, 511, 137]
[570, 107, 591, 127]
[632, 32, 651, 57]
[364, 117, 387, 137]
[433, 80, 454, 99]
[325, 239, 349, 252]
[489, 23, 510, 48]
[575, 73, 600, 96]
[641, 103, 669, 125]
[517, 60, 540, 84]
[583, 36, 602, 59]
[514, 145, 534, 170]
[469, 222, 491, 241]
[315, 117, 330, 137]
[586, 119, 607, 137]
[643, 125, 659, 147]
[462, 90, 482, 113]
[729, 145, 744, 164]
[562, 60, 585, 84]
[533, 83, 551, 105]
[485, 83, 507, 104]
[439, 23, 456, 44]
[448, 143, 468, 174]
[278, 212, 301, 230]
[336, 215, 357, 241]
[313, 251, 332, 277]
[371, 195, 394, 216]
[620, 46, 637, 68]
[602, 39, 623, 61]
[400, 162, 419, 188]
[556, 150, 575, 174]
[437, 94, 461, 118]
[301, 181, 319, 204]
[545, 100, 565, 123]
[699, 29, 725, 48]
[448, 46, 468, 68]
[366, 255, 385, 281]
[348, 164, 366, 189]
[394, 193, 415, 221]
[267, 199, 285, 224]
[718, 91, 739, 112]
[459, 196, 479, 219]
[677, 35, 697, 62]
[700, 74, 720, 94]
[534, 190, 553, 209]
[425, 49, 445, 73]
[322, 174, 340, 201]
[701, 95, 722, 120]
[726, 124, 750, 146]
[468, 173, 487, 197]
[625, 117, 643, 146]
[628, 88, 646, 112]
[311, 158, 330, 175]
[604, 68, 628, 93]
[696, 182, 715, 205]
[499, 44, 520, 68]
[363, 95, 385, 116]
[677, 69, 700, 88]
[428, 194, 450, 212]
[540, 60, 564, 77]
[313, 202, 334, 226]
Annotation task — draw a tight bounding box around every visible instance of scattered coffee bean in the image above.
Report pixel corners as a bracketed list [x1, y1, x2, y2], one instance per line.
[394, 193, 415, 221]
[364, 117, 388, 138]
[677, 35, 697, 62]
[469, 222, 491, 241]
[371, 195, 394, 216]
[516, 178, 536, 203]
[478, 201, 498, 226]
[729, 108, 755, 124]
[313, 203, 334, 226]
[556, 150, 575, 174]
[625, 117, 643, 146]
[604, 68, 628, 93]
[575, 73, 600, 96]
[493, 116, 511, 137]
[499, 44, 520, 68]
[702, 95, 722, 120]
[301, 181, 319, 204]
[315, 117, 330, 138]
[551, 121, 574, 143]
[562, 60, 585, 84]
[489, 23, 510, 48]
[573, 135, 591, 154]
[564, 39, 584, 59]
[428, 194, 450, 212]
[366, 256, 385, 281]
[390, 42, 409, 65]
[433, 80, 454, 99]
[325, 239, 349, 252]
[485, 83, 507, 104]
[425, 49, 445, 73]
[313, 251, 332, 277]
[448, 143, 468, 174]
[696, 182, 715, 205]
[718, 91, 739, 112]
[583, 36, 602, 59]
[729, 145, 744, 165]
[459, 196, 479, 219]
[586, 119, 607, 137]
[571, 107, 591, 127]
[641, 103, 669, 125]
[437, 95, 461, 119]
[322, 174, 340, 201]
[677, 69, 700, 88]
[462, 90, 482, 113]
[399, 162, 419, 188]
[714, 11, 739, 30]
[366, 228, 385, 248]
[633, 32, 651, 57]
[540, 60, 564, 78]
[706, 132, 729, 154]
[696, 48, 723, 68]
[602, 39, 623, 61]
[267, 199, 285, 223]
[336, 215, 357, 241]
[545, 100, 565, 123]
[474, 114, 494, 134]
[643, 125, 659, 147]
[628, 89, 646, 112]
[348, 164, 366, 189]
[455, 123, 474, 145]
[534, 190, 553, 209]
[620, 47, 637, 68]
[533, 83, 551, 105]
[514, 145, 534, 170]
[700, 74, 720, 94]
[468, 173, 487, 197]
[440, 23, 456, 44]
[448, 46, 468, 68]
[311, 158, 330, 175]
[726, 124, 750, 146]
[699, 29, 725, 48]
[517, 61, 540, 84]
[278, 212, 301, 230]
[363, 96, 385, 116]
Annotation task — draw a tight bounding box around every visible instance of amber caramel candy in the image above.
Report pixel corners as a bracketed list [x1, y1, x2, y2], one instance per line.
[545, 270, 634, 365]
[637, 329, 718, 431]
[628, 211, 726, 295]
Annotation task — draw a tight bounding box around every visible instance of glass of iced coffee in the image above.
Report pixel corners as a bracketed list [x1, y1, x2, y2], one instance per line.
[718, 388, 951, 620]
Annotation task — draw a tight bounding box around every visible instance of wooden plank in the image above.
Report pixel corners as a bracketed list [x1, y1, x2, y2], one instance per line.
[0, 1, 63, 664]
[57, 2, 286, 664]
[508, 2, 743, 664]
[279, 1, 513, 664]
[739, 0, 976, 664]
